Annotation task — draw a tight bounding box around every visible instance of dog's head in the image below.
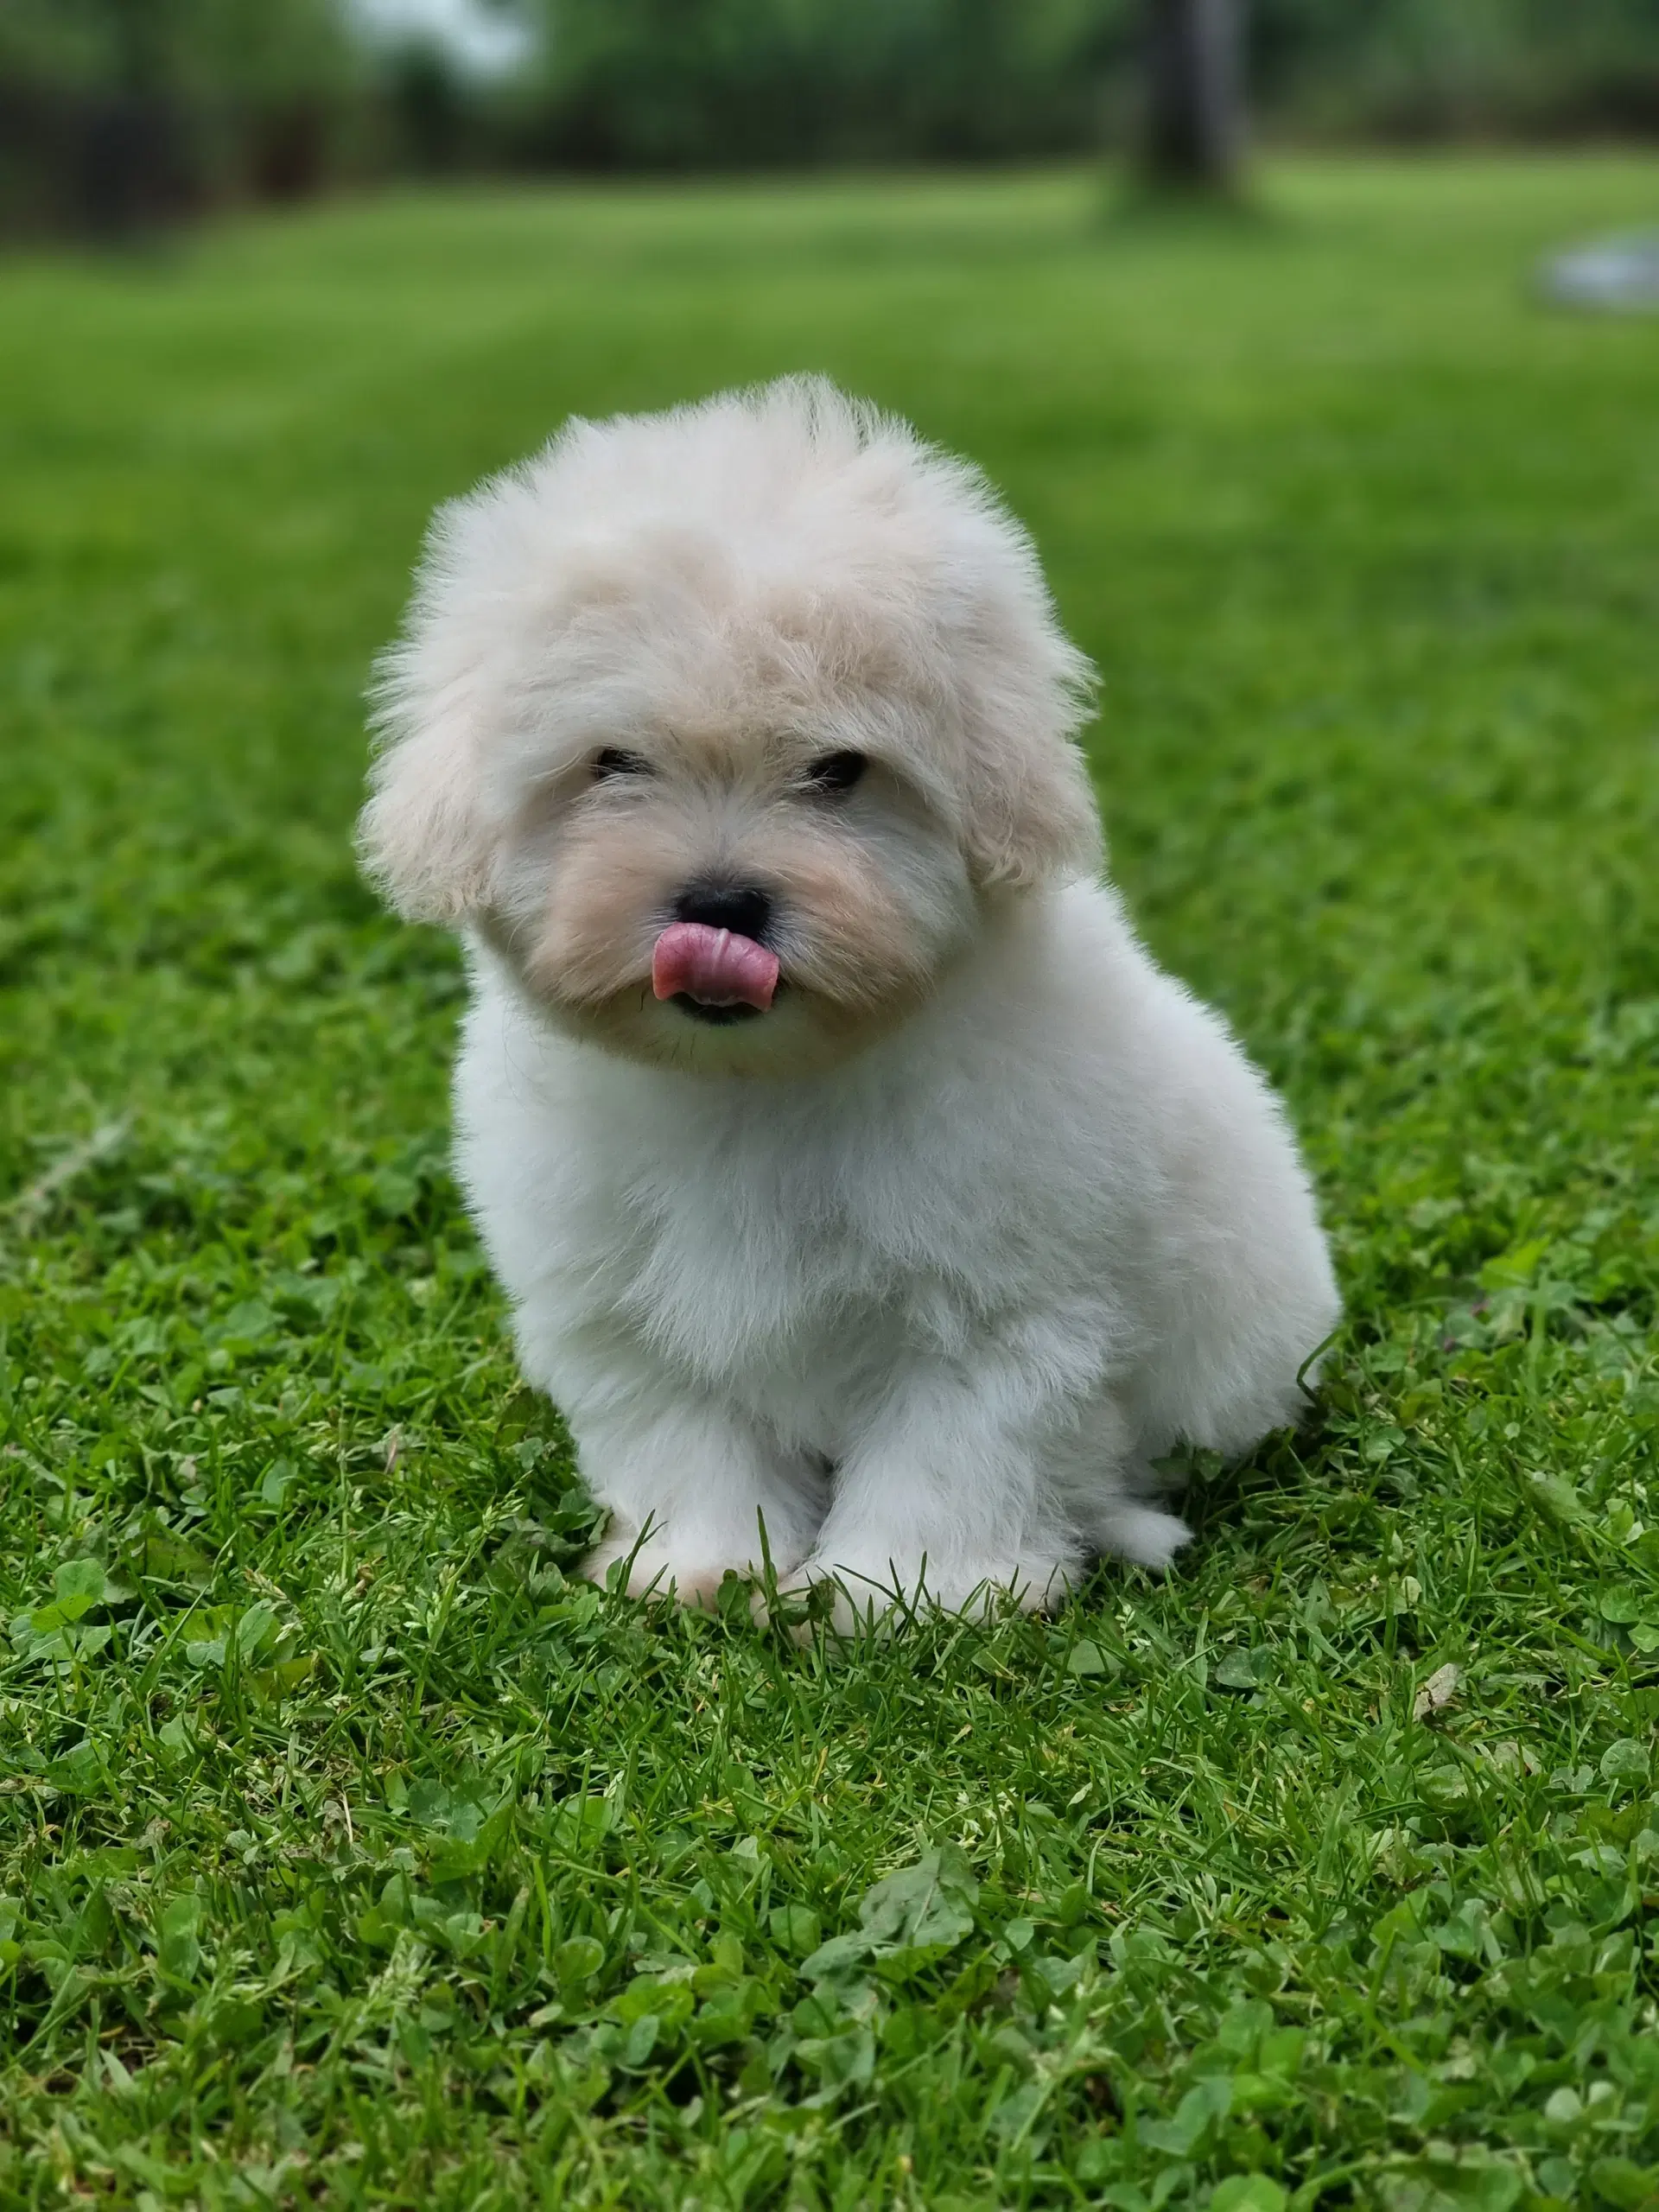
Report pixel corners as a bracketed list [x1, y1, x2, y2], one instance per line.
[359, 378, 1100, 1074]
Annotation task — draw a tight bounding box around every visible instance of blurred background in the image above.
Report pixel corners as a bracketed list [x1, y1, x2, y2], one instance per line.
[5, 13, 1659, 2193]
[4, 0, 1659, 240]
[3, 0, 1656, 1241]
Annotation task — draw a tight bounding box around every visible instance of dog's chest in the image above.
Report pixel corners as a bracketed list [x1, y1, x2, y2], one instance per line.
[624, 1159, 872, 1349]
[599, 1114, 935, 1428]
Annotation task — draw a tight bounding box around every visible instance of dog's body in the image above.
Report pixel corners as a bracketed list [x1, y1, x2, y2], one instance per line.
[363, 378, 1338, 1621]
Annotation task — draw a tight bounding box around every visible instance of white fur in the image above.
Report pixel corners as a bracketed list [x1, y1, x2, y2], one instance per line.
[362, 378, 1339, 1624]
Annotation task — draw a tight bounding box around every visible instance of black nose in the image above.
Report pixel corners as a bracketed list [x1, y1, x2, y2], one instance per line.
[675, 883, 772, 942]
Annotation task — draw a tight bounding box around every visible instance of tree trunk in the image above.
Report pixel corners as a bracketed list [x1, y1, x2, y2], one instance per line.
[1143, 0, 1245, 193]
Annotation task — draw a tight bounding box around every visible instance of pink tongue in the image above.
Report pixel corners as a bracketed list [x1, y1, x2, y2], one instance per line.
[652, 921, 780, 1011]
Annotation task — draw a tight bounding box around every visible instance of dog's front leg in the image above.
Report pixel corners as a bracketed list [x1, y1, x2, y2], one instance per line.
[782, 1348, 1100, 1630]
[780, 1325, 1193, 1629]
[572, 1371, 826, 1608]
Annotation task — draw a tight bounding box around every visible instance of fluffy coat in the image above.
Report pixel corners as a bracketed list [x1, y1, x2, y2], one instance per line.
[361, 378, 1339, 1622]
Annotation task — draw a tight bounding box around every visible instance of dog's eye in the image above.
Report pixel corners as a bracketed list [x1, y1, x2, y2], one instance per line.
[593, 748, 650, 782]
[804, 751, 868, 794]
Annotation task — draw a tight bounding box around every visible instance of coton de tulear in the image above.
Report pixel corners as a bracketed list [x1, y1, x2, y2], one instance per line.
[359, 378, 1339, 1627]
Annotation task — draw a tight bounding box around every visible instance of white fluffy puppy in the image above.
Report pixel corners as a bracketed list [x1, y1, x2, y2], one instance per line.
[360, 377, 1338, 1624]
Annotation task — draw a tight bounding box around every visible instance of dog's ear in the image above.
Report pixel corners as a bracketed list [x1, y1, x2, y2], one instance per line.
[950, 588, 1103, 893]
[357, 495, 517, 924]
[358, 677, 494, 923]
[884, 447, 1103, 893]
[959, 704, 1102, 891]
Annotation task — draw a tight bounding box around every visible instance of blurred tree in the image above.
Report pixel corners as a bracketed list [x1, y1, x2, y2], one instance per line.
[523, 0, 1659, 175]
[386, 38, 470, 172]
[528, 0, 1124, 168]
[1141, 0, 1246, 190]
[0, 0, 359, 235]
[1253, 0, 1659, 139]
[6, 0, 1659, 238]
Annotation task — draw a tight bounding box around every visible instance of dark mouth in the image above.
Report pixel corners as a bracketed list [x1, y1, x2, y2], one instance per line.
[672, 995, 763, 1027]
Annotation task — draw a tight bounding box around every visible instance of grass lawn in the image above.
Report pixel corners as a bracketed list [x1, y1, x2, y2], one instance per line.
[3, 154, 1659, 2209]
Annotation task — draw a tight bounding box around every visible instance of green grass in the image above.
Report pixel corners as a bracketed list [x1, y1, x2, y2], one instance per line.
[3, 155, 1659, 2209]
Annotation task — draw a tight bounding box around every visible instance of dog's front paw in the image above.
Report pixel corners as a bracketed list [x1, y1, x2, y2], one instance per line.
[583, 1529, 744, 1610]
[764, 1550, 1077, 1637]
[583, 1518, 810, 1611]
